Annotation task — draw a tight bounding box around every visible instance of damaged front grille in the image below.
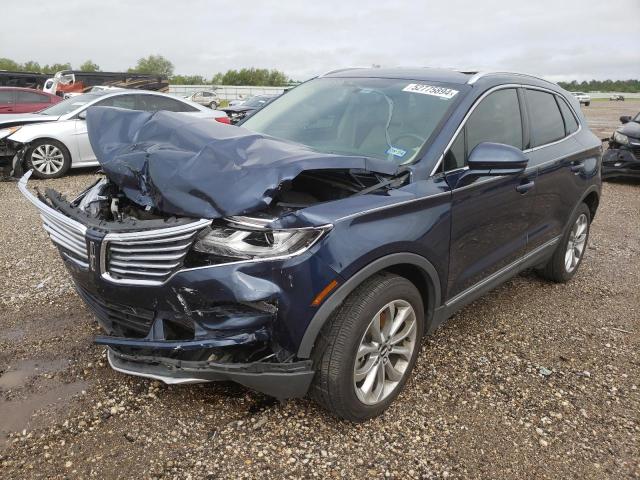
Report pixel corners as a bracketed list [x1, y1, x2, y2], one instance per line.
[39, 206, 89, 267]
[103, 220, 211, 285]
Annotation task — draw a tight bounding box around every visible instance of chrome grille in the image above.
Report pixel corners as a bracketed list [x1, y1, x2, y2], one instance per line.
[18, 172, 89, 268]
[103, 220, 211, 285]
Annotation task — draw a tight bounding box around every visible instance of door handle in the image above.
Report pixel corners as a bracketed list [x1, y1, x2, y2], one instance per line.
[570, 163, 584, 173]
[515, 180, 535, 194]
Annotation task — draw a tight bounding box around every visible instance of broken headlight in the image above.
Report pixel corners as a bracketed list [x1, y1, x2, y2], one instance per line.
[612, 131, 630, 146]
[192, 223, 330, 261]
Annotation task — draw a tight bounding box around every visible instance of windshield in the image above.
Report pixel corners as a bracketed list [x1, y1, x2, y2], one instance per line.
[39, 93, 101, 116]
[242, 77, 462, 164]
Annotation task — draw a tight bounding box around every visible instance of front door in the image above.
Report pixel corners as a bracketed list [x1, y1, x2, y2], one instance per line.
[442, 88, 536, 299]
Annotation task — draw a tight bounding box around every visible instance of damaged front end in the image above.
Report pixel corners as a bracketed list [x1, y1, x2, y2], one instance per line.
[602, 123, 640, 179]
[18, 171, 331, 398]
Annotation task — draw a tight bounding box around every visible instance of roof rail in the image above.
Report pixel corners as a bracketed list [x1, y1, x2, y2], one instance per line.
[319, 67, 368, 77]
[467, 71, 556, 85]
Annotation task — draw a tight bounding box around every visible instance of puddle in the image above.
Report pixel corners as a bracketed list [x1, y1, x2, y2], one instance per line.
[0, 358, 71, 391]
[0, 328, 25, 342]
[0, 380, 88, 449]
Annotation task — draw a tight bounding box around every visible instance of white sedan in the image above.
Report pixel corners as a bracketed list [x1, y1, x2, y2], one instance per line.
[0, 90, 230, 178]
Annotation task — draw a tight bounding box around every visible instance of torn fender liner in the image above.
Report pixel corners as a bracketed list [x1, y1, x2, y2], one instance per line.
[86, 107, 398, 219]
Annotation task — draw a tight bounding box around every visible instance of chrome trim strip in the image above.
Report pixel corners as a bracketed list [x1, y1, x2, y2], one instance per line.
[431, 84, 584, 177]
[107, 350, 206, 385]
[467, 71, 556, 86]
[445, 236, 560, 306]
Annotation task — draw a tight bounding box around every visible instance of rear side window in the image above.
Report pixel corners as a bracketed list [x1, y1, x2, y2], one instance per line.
[557, 97, 579, 135]
[95, 95, 138, 110]
[137, 95, 198, 112]
[526, 90, 565, 147]
[466, 88, 523, 155]
[17, 91, 48, 103]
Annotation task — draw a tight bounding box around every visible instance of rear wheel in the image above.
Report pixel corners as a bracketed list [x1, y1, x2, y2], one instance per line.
[310, 273, 424, 422]
[536, 203, 590, 283]
[209, 101, 218, 109]
[25, 139, 71, 179]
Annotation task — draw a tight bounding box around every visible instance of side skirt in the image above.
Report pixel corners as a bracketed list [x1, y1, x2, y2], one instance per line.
[430, 236, 560, 332]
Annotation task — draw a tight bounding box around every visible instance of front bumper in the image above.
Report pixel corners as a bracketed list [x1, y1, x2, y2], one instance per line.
[107, 348, 314, 399]
[602, 147, 640, 179]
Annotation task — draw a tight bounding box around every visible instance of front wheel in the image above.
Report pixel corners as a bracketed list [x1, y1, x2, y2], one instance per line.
[536, 203, 591, 283]
[585, 102, 590, 107]
[310, 273, 424, 422]
[25, 139, 71, 179]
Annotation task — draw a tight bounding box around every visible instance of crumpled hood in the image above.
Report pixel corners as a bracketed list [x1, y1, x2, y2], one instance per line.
[86, 106, 397, 219]
[617, 121, 640, 140]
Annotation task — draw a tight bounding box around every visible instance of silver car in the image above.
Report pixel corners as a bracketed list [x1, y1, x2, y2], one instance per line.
[187, 90, 219, 109]
[0, 90, 228, 178]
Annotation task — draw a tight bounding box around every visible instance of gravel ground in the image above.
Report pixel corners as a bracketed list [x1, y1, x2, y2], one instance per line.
[0, 102, 638, 479]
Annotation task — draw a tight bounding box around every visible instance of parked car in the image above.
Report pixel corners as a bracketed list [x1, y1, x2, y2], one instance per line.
[221, 94, 280, 124]
[609, 94, 625, 101]
[1, 90, 229, 178]
[228, 96, 247, 107]
[571, 91, 591, 106]
[19, 68, 601, 421]
[602, 112, 640, 179]
[0, 87, 61, 114]
[188, 90, 220, 109]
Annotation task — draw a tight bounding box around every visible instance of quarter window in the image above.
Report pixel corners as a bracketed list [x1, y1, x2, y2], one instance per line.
[557, 97, 579, 135]
[526, 90, 565, 147]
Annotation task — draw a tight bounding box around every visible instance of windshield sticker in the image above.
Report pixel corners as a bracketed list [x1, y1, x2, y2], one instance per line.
[402, 84, 458, 99]
[386, 146, 407, 158]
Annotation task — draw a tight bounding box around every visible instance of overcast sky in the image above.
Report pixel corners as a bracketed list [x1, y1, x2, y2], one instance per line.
[2, 0, 639, 82]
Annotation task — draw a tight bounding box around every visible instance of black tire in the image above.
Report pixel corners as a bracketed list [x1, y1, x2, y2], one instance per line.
[209, 101, 218, 109]
[25, 139, 71, 179]
[310, 272, 424, 422]
[536, 203, 591, 283]
[585, 102, 590, 107]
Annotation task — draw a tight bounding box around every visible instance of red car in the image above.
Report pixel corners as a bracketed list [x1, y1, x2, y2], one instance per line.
[0, 87, 62, 114]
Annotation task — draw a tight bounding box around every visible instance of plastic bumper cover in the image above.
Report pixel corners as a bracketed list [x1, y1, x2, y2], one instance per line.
[107, 348, 315, 399]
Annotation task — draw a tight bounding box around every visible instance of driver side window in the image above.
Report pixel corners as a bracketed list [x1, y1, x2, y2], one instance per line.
[443, 88, 523, 172]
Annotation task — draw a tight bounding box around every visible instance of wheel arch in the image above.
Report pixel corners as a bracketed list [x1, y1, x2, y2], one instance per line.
[297, 253, 441, 358]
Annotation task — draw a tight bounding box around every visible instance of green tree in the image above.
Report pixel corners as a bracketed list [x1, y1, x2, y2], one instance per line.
[211, 68, 289, 86]
[170, 74, 208, 85]
[0, 58, 21, 71]
[79, 60, 100, 72]
[129, 55, 174, 77]
[41, 63, 72, 74]
[22, 61, 42, 72]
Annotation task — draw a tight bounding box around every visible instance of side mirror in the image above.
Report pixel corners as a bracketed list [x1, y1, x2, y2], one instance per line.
[619, 115, 631, 124]
[466, 142, 528, 176]
[77, 110, 87, 120]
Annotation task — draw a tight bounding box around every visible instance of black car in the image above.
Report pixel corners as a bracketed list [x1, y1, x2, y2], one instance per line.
[221, 94, 279, 124]
[21, 68, 602, 421]
[602, 112, 640, 179]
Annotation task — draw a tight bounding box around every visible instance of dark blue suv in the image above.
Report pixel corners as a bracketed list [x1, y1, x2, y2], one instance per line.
[20, 68, 602, 421]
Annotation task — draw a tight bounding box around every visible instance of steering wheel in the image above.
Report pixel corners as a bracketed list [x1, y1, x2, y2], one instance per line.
[391, 133, 426, 147]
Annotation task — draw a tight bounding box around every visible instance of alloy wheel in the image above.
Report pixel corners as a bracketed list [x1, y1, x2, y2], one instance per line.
[353, 299, 417, 405]
[31, 144, 65, 175]
[565, 213, 588, 273]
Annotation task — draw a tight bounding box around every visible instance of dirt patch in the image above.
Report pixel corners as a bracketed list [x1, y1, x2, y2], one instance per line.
[0, 103, 638, 479]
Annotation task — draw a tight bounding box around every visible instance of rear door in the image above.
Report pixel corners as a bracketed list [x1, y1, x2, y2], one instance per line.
[443, 88, 537, 299]
[522, 88, 592, 252]
[0, 89, 15, 113]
